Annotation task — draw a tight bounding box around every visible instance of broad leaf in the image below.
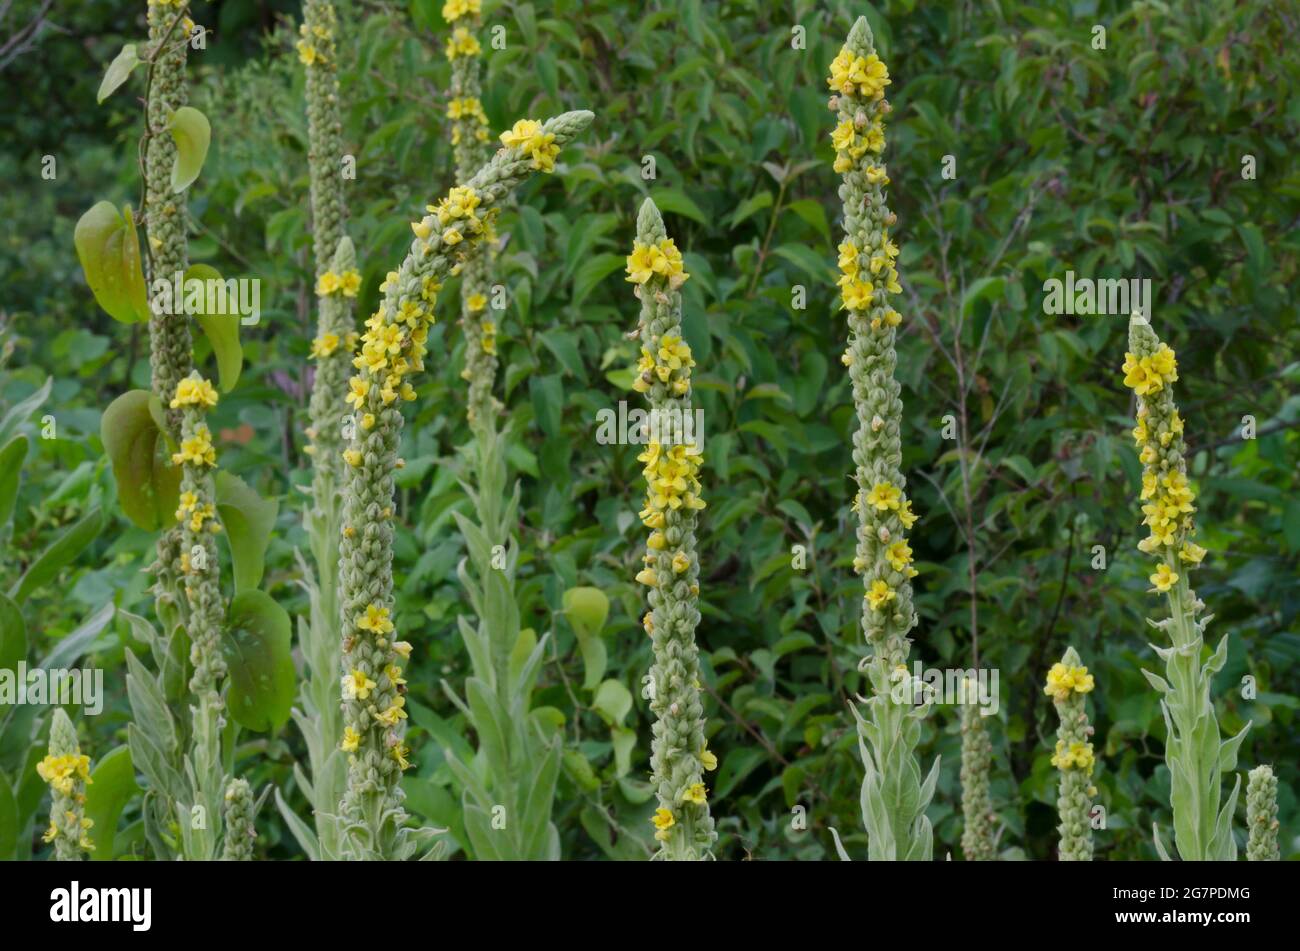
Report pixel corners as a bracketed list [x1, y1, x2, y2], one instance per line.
[97, 44, 140, 103]
[83, 746, 140, 860]
[185, 263, 243, 391]
[8, 507, 102, 605]
[214, 471, 277, 594]
[74, 202, 149, 324]
[168, 106, 211, 192]
[222, 590, 295, 732]
[101, 390, 180, 531]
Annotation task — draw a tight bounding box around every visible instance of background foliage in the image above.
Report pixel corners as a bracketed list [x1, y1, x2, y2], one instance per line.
[1, 0, 1296, 860]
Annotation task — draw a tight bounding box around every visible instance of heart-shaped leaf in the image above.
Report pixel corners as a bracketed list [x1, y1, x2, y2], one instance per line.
[222, 590, 295, 732]
[168, 106, 211, 192]
[185, 264, 243, 391]
[97, 44, 140, 103]
[101, 390, 180, 531]
[562, 586, 609, 638]
[74, 202, 149, 324]
[214, 471, 277, 594]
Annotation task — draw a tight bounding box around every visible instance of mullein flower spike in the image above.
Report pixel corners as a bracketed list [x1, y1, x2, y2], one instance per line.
[37, 709, 95, 860]
[959, 675, 995, 861]
[302, 0, 358, 482]
[335, 110, 593, 858]
[444, 0, 500, 428]
[627, 198, 717, 860]
[1245, 765, 1279, 861]
[144, 0, 194, 439]
[1123, 314, 1248, 860]
[827, 17, 937, 862]
[220, 777, 257, 861]
[1045, 648, 1096, 861]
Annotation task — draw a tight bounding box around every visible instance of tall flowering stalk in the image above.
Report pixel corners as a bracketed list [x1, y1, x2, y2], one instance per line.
[626, 198, 717, 860]
[1245, 764, 1279, 861]
[169, 371, 229, 859]
[36, 710, 95, 861]
[1122, 314, 1248, 860]
[444, 0, 499, 427]
[334, 110, 593, 859]
[283, 0, 361, 862]
[1045, 648, 1096, 861]
[826, 17, 938, 862]
[959, 675, 994, 861]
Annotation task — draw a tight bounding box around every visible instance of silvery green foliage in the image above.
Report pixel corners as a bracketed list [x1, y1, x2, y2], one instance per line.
[960, 680, 995, 861]
[42, 709, 91, 861]
[220, 778, 256, 861]
[630, 198, 716, 860]
[1245, 764, 1279, 861]
[1050, 647, 1094, 862]
[1128, 315, 1248, 861]
[336, 110, 593, 860]
[828, 17, 938, 862]
[444, 425, 562, 860]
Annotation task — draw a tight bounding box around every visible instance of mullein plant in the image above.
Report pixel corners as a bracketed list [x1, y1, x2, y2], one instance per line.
[334, 110, 593, 860]
[280, 0, 359, 861]
[1045, 648, 1097, 861]
[36, 709, 95, 860]
[626, 198, 718, 860]
[1122, 313, 1249, 860]
[221, 777, 257, 860]
[959, 675, 995, 860]
[825, 18, 938, 862]
[437, 2, 564, 861]
[444, 0, 500, 428]
[1245, 764, 1279, 861]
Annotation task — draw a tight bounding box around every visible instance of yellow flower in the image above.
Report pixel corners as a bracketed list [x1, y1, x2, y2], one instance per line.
[1178, 541, 1207, 564]
[343, 449, 362, 467]
[340, 270, 362, 296]
[342, 669, 377, 701]
[441, 0, 481, 22]
[865, 482, 902, 512]
[466, 293, 488, 312]
[626, 242, 661, 284]
[840, 278, 875, 311]
[374, 696, 408, 727]
[671, 551, 690, 574]
[1149, 562, 1179, 592]
[651, 807, 675, 841]
[393, 640, 413, 660]
[392, 742, 412, 770]
[316, 270, 342, 295]
[500, 119, 559, 172]
[897, 499, 919, 529]
[442, 228, 463, 246]
[340, 726, 360, 753]
[171, 426, 216, 467]
[1071, 666, 1095, 694]
[635, 568, 658, 586]
[885, 540, 913, 571]
[701, 749, 718, 771]
[296, 40, 319, 66]
[683, 783, 707, 805]
[865, 579, 894, 611]
[445, 26, 481, 59]
[171, 376, 219, 409]
[310, 333, 340, 359]
[357, 603, 395, 635]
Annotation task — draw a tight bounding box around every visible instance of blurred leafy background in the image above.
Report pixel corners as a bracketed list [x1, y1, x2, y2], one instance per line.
[0, 0, 1296, 860]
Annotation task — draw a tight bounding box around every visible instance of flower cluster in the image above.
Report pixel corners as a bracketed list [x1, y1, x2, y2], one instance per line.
[959, 673, 994, 861]
[826, 18, 936, 862]
[171, 424, 215, 467]
[1246, 764, 1280, 861]
[38, 710, 94, 859]
[447, 96, 490, 146]
[626, 237, 689, 290]
[1047, 646, 1096, 861]
[500, 119, 560, 173]
[442, 0, 481, 18]
[220, 778, 256, 861]
[316, 268, 362, 297]
[1122, 329, 1207, 593]
[1043, 661, 1096, 702]
[445, 26, 481, 60]
[176, 491, 220, 537]
[334, 111, 593, 856]
[296, 16, 335, 67]
[626, 198, 716, 860]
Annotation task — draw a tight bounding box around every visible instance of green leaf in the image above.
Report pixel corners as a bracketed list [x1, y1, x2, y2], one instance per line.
[0, 435, 28, 529]
[771, 243, 832, 282]
[83, 746, 140, 860]
[727, 191, 773, 230]
[97, 44, 140, 103]
[961, 276, 1006, 318]
[168, 106, 211, 193]
[611, 725, 636, 777]
[650, 188, 707, 225]
[222, 590, 295, 732]
[592, 679, 632, 727]
[0, 773, 17, 860]
[0, 594, 26, 716]
[0, 377, 51, 446]
[74, 202, 149, 324]
[100, 390, 181, 531]
[785, 198, 832, 244]
[185, 264, 243, 391]
[529, 374, 564, 437]
[214, 471, 278, 594]
[571, 253, 625, 306]
[8, 507, 102, 605]
[562, 586, 609, 638]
